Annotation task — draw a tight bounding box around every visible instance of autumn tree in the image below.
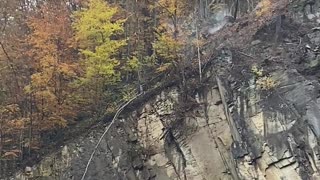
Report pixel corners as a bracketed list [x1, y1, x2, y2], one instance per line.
[72, 0, 128, 112]
[25, 1, 79, 131]
[121, 0, 158, 91]
[152, 0, 195, 84]
[0, 0, 30, 107]
[0, 0, 36, 159]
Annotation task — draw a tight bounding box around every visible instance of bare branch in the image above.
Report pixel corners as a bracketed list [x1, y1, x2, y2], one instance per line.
[81, 92, 143, 180]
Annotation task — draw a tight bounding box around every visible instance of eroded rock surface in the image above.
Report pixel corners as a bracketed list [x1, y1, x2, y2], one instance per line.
[4, 0, 320, 180]
[9, 66, 320, 180]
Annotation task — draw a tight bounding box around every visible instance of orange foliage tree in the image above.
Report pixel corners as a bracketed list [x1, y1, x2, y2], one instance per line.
[25, 2, 80, 131]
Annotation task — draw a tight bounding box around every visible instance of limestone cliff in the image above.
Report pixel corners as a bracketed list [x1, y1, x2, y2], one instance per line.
[3, 0, 320, 180]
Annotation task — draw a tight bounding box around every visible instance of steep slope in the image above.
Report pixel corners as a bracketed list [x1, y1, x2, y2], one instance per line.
[4, 0, 320, 180]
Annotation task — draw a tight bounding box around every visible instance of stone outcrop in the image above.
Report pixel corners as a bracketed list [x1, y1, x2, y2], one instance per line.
[9, 84, 235, 180]
[3, 0, 320, 180]
[8, 66, 320, 180]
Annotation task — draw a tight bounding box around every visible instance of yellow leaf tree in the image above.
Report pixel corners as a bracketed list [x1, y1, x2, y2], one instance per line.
[72, 0, 127, 111]
[153, 0, 191, 76]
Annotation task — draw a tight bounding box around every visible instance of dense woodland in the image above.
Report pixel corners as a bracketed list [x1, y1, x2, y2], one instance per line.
[0, 0, 259, 167]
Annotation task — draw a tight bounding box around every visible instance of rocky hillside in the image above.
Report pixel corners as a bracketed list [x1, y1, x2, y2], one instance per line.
[3, 0, 320, 180]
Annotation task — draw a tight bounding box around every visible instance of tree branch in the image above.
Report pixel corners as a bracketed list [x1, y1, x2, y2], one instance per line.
[0, 10, 21, 100]
[0, 42, 20, 92]
[81, 92, 143, 180]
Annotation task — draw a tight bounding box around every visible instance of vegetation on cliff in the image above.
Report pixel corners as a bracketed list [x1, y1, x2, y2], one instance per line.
[0, 0, 216, 165]
[0, 0, 313, 177]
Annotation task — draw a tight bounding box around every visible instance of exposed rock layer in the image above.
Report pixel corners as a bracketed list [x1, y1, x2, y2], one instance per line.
[3, 0, 320, 180]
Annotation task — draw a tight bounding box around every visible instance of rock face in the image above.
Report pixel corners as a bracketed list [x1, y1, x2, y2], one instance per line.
[8, 85, 236, 180]
[4, 1, 320, 180]
[7, 67, 320, 180]
[218, 69, 320, 180]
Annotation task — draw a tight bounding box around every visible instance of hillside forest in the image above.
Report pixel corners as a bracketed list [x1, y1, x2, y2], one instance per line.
[0, 0, 263, 169]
